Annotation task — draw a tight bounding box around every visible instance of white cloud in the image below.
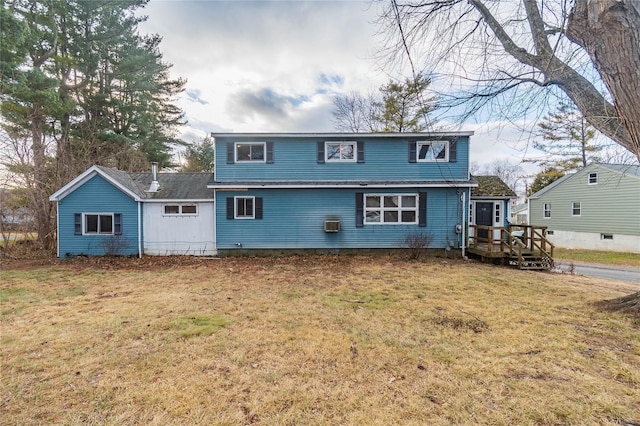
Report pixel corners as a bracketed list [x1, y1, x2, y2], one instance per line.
[140, 0, 547, 173]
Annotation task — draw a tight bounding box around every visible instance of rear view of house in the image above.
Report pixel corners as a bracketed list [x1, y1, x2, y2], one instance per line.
[529, 164, 640, 253]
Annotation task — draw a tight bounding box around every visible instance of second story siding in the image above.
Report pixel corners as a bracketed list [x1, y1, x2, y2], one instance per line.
[213, 133, 471, 182]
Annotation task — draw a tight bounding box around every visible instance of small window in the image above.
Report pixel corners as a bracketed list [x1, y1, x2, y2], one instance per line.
[494, 203, 501, 224]
[543, 203, 551, 219]
[325, 141, 356, 162]
[546, 230, 554, 236]
[572, 202, 581, 216]
[164, 205, 180, 215]
[235, 196, 255, 219]
[181, 205, 197, 214]
[364, 194, 418, 224]
[588, 172, 598, 185]
[601, 234, 613, 240]
[236, 143, 265, 162]
[84, 213, 114, 235]
[469, 202, 474, 225]
[417, 141, 449, 162]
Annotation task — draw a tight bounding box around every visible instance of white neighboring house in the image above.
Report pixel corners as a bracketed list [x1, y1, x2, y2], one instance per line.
[528, 164, 640, 253]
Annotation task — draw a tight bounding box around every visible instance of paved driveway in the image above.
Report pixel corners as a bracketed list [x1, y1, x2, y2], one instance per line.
[555, 261, 640, 290]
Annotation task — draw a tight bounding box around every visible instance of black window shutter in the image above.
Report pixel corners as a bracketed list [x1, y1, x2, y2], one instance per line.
[266, 142, 274, 163]
[255, 197, 263, 219]
[227, 142, 235, 164]
[419, 192, 427, 227]
[449, 139, 457, 163]
[409, 142, 417, 163]
[317, 141, 325, 163]
[355, 192, 364, 227]
[114, 213, 122, 235]
[226, 197, 235, 219]
[74, 214, 82, 235]
[357, 141, 365, 163]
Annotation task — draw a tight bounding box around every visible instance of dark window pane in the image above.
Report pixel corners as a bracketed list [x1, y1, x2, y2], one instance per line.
[402, 211, 416, 222]
[165, 205, 179, 214]
[384, 211, 398, 222]
[182, 205, 197, 214]
[85, 215, 98, 233]
[100, 215, 113, 234]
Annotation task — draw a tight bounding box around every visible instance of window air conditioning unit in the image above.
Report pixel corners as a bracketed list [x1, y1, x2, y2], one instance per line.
[324, 220, 340, 233]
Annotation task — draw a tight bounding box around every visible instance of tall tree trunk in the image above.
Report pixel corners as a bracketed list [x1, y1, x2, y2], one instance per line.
[567, 0, 640, 161]
[31, 105, 54, 250]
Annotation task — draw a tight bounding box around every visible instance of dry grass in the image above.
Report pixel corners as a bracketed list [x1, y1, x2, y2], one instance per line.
[1, 255, 639, 425]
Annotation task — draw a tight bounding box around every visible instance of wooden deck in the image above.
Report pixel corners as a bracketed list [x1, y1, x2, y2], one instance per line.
[467, 225, 555, 270]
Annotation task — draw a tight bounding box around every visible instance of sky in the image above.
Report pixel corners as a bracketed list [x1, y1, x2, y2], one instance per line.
[137, 0, 541, 173]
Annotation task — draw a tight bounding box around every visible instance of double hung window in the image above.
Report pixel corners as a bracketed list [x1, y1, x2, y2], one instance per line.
[543, 203, 551, 218]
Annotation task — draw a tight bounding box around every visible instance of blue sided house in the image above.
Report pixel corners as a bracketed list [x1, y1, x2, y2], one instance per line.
[209, 132, 475, 254]
[50, 132, 478, 257]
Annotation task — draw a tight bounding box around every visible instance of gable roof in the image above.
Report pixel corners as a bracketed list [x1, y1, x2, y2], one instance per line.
[471, 175, 517, 198]
[529, 163, 640, 199]
[50, 165, 213, 202]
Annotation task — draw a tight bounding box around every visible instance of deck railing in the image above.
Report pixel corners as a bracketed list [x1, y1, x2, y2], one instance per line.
[468, 224, 555, 269]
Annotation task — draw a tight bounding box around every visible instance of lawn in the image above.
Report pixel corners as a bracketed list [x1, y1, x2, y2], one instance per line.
[554, 248, 640, 268]
[1, 255, 638, 425]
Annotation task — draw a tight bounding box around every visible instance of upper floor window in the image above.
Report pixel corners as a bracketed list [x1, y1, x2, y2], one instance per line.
[236, 143, 265, 162]
[364, 194, 418, 224]
[326, 141, 356, 162]
[588, 172, 598, 185]
[543, 203, 551, 219]
[417, 141, 449, 162]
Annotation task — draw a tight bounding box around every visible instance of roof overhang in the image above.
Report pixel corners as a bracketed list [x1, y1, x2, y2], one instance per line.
[49, 165, 142, 202]
[210, 131, 474, 139]
[208, 180, 478, 190]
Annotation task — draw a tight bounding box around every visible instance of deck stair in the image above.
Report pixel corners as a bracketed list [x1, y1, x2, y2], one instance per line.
[468, 225, 554, 271]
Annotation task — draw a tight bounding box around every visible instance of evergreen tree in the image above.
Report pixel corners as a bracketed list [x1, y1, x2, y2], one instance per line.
[332, 75, 435, 133]
[182, 136, 214, 172]
[528, 167, 565, 195]
[0, 0, 185, 249]
[529, 104, 603, 172]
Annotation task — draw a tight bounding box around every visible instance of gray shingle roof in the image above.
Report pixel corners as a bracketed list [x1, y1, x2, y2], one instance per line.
[97, 166, 213, 200]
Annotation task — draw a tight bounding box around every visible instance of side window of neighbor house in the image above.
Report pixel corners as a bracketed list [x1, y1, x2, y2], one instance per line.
[572, 202, 581, 216]
[588, 172, 598, 185]
[75, 213, 121, 235]
[543, 203, 551, 218]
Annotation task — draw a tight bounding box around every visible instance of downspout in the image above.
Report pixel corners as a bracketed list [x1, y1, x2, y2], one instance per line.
[461, 191, 466, 258]
[138, 201, 142, 258]
[56, 202, 60, 258]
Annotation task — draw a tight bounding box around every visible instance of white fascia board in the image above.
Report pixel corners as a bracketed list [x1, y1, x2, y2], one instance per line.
[49, 165, 141, 202]
[209, 182, 478, 190]
[142, 199, 214, 203]
[210, 131, 474, 139]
